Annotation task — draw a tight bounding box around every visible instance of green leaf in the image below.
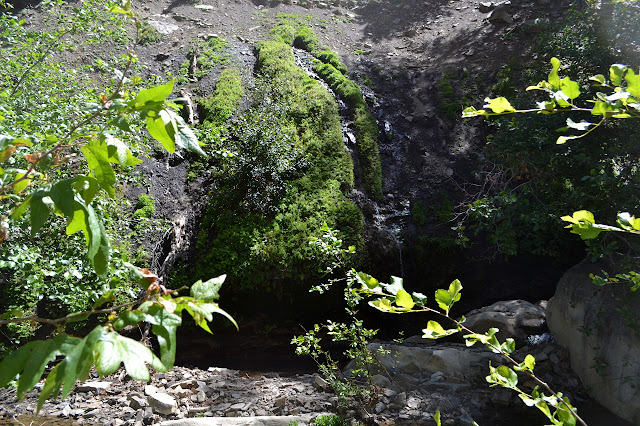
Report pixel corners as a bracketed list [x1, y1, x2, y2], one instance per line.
[165, 110, 205, 156]
[94, 332, 166, 379]
[625, 68, 640, 97]
[81, 140, 116, 197]
[143, 304, 182, 368]
[486, 364, 518, 389]
[560, 77, 580, 100]
[13, 172, 30, 194]
[104, 134, 142, 167]
[395, 289, 415, 310]
[38, 326, 107, 412]
[66, 201, 110, 275]
[515, 354, 536, 372]
[434, 410, 441, 426]
[589, 74, 606, 85]
[71, 176, 100, 205]
[131, 79, 175, 108]
[146, 111, 175, 153]
[422, 320, 459, 339]
[566, 118, 591, 131]
[591, 100, 614, 116]
[434, 279, 462, 315]
[29, 192, 50, 236]
[561, 210, 602, 240]
[0, 334, 81, 400]
[190, 275, 226, 302]
[411, 291, 427, 305]
[11, 195, 31, 220]
[49, 179, 76, 217]
[548, 57, 561, 90]
[462, 106, 487, 117]
[369, 298, 395, 313]
[483, 97, 516, 114]
[381, 275, 404, 296]
[356, 271, 381, 290]
[610, 64, 626, 86]
[500, 338, 515, 354]
[556, 135, 580, 145]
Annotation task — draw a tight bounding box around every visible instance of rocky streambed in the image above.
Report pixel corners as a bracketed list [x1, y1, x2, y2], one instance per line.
[0, 337, 594, 425]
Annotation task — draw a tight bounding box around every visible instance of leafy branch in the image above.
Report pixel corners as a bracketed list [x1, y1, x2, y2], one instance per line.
[354, 273, 586, 426]
[463, 58, 640, 144]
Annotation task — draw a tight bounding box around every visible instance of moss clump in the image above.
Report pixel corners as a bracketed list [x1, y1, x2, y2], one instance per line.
[315, 50, 348, 75]
[133, 194, 155, 219]
[199, 68, 244, 126]
[293, 25, 320, 52]
[184, 38, 363, 295]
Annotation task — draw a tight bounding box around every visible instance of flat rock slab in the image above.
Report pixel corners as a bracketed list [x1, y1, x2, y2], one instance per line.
[159, 415, 313, 426]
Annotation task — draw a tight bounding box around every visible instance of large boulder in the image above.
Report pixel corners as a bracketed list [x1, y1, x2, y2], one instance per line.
[463, 299, 547, 346]
[547, 261, 640, 424]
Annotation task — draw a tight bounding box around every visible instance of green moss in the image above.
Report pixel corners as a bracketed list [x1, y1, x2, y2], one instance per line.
[185, 37, 364, 295]
[315, 50, 348, 75]
[198, 68, 244, 126]
[293, 25, 320, 53]
[177, 37, 230, 83]
[133, 194, 155, 219]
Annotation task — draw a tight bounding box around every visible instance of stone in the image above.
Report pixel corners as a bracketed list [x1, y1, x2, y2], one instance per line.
[147, 20, 180, 35]
[488, 1, 512, 23]
[547, 261, 640, 423]
[478, 1, 495, 13]
[147, 393, 177, 415]
[129, 395, 148, 410]
[144, 385, 158, 396]
[313, 375, 329, 390]
[274, 396, 287, 408]
[194, 4, 214, 10]
[463, 299, 546, 346]
[76, 381, 112, 393]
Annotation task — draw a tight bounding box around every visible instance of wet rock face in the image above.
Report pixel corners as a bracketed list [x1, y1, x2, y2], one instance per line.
[547, 261, 640, 424]
[463, 299, 547, 346]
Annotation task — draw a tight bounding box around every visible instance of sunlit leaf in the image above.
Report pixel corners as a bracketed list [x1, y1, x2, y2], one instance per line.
[626, 68, 640, 97]
[560, 77, 580, 100]
[190, 275, 226, 302]
[548, 57, 561, 89]
[131, 79, 175, 108]
[610, 64, 626, 86]
[104, 134, 142, 167]
[483, 97, 516, 114]
[395, 289, 415, 310]
[566, 118, 591, 131]
[422, 320, 458, 339]
[81, 141, 116, 197]
[94, 332, 166, 379]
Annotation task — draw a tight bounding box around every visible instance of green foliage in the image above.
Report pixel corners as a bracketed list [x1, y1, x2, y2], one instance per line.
[455, 2, 640, 260]
[199, 68, 244, 126]
[315, 50, 348, 75]
[177, 37, 230, 83]
[313, 415, 349, 426]
[133, 194, 155, 219]
[0, 0, 234, 412]
[293, 25, 320, 53]
[181, 37, 363, 296]
[138, 20, 162, 45]
[356, 275, 584, 426]
[293, 232, 381, 407]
